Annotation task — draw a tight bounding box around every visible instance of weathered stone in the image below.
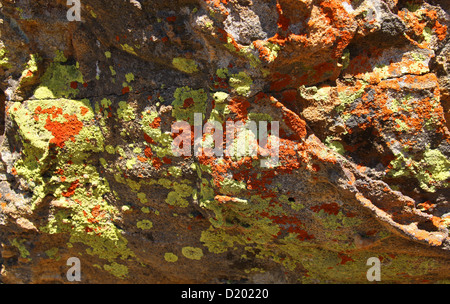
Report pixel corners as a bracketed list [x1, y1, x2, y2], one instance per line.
[0, 0, 449, 284]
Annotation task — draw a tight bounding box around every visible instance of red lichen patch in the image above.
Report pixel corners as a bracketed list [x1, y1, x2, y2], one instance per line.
[70, 81, 78, 89]
[144, 146, 153, 158]
[205, 0, 229, 16]
[80, 106, 89, 116]
[317, 0, 355, 57]
[270, 73, 293, 92]
[275, 2, 290, 31]
[62, 180, 80, 197]
[152, 157, 163, 170]
[44, 113, 84, 148]
[166, 16, 176, 22]
[311, 163, 321, 172]
[122, 86, 130, 95]
[183, 98, 194, 108]
[433, 21, 447, 41]
[150, 116, 161, 129]
[143, 133, 156, 144]
[34, 106, 63, 120]
[311, 61, 335, 83]
[227, 97, 250, 120]
[310, 202, 340, 215]
[253, 40, 273, 63]
[417, 201, 436, 212]
[337, 253, 354, 265]
[276, 103, 307, 139]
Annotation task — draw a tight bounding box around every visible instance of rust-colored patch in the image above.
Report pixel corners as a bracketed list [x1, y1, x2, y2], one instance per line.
[62, 180, 80, 197]
[310, 202, 340, 215]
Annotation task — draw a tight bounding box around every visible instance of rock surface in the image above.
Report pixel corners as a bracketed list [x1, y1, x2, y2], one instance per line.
[0, 0, 449, 283]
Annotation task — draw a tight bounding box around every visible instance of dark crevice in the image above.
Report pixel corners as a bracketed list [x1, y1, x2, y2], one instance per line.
[0, 89, 5, 136]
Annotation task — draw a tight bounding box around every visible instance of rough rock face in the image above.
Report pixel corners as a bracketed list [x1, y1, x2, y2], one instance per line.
[0, 0, 449, 284]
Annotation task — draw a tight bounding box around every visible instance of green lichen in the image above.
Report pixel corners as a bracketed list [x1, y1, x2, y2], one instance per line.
[105, 145, 115, 154]
[219, 178, 247, 196]
[140, 110, 173, 157]
[263, 42, 281, 63]
[137, 220, 153, 230]
[137, 192, 148, 204]
[33, 52, 84, 99]
[181, 246, 204, 260]
[0, 45, 11, 69]
[212, 91, 229, 103]
[298, 85, 330, 102]
[341, 49, 350, 70]
[229, 71, 253, 97]
[104, 262, 129, 278]
[325, 137, 345, 155]
[224, 38, 262, 71]
[335, 84, 366, 113]
[10, 97, 135, 273]
[109, 66, 116, 76]
[247, 112, 273, 122]
[216, 68, 229, 79]
[120, 44, 137, 56]
[423, 27, 432, 43]
[117, 101, 136, 121]
[125, 72, 135, 83]
[164, 252, 179, 262]
[168, 166, 182, 177]
[171, 86, 208, 124]
[172, 57, 199, 74]
[388, 148, 450, 192]
[10, 238, 30, 258]
[45, 247, 60, 260]
[416, 149, 450, 191]
[164, 181, 193, 208]
[21, 53, 40, 78]
[126, 157, 137, 169]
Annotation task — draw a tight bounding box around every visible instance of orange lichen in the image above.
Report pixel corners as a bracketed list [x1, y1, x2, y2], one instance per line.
[62, 180, 80, 197]
[434, 21, 447, 41]
[44, 114, 83, 148]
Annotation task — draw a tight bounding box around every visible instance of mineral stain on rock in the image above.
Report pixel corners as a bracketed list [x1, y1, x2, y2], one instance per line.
[0, 0, 449, 284]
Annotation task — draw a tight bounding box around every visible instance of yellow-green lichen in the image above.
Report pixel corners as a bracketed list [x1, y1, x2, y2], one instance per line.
[164, 252, 179, 262]
[137, 220, 153, 230]
[33, 52, 83, 99]
[117, 101, 136, 121]
[388, 148, 450, 192]
[335, 84, 366, 113]
[10, 98, 136, 271]
[325, 137, 345, 155]
[10, 238, 30, 258]
[0, 44, 11, 69]
[172, 57, 199, 74]
[140, 111, 173, 157]
[229, 71, 253, 97]
[171, 86, 208, 124]
[120, 44, 137, 56]
[104, 262, 129, 278]
[181, 246, 204, 260]
[45, 247, 60, 260]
